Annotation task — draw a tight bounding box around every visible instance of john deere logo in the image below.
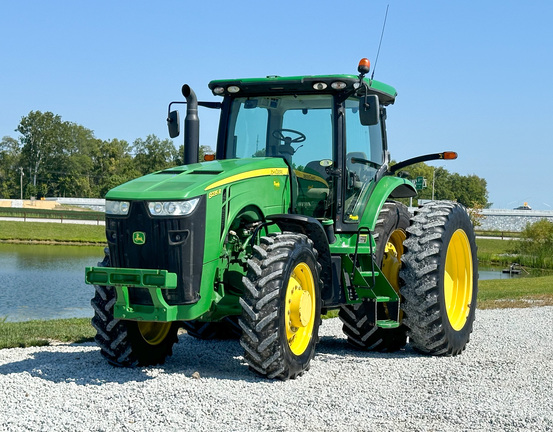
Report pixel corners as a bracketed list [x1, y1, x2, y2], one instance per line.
[133, 231, 146, 245]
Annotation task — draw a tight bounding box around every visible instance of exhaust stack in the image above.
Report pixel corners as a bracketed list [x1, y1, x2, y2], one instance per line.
[182, 84, 199, 165]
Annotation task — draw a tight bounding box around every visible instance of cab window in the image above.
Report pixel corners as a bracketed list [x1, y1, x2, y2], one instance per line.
[344, 97, 384, 221]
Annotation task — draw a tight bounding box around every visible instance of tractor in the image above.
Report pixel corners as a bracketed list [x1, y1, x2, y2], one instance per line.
[85, 58, 478, 379]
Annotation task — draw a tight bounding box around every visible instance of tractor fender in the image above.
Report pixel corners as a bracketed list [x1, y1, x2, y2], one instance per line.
[359, 176, 416, 231]
[265, 214, 333, 303]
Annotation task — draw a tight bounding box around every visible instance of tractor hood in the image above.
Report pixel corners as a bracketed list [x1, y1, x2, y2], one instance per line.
[105, 158, 290, 201]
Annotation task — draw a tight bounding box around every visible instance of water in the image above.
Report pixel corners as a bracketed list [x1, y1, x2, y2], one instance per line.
[479, 265, 552, 280]
[479, 266, 524, 281]
[0, 243, 105, 322]
[0, 244, 541, 322]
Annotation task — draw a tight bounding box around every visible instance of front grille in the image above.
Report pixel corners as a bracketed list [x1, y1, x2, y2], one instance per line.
[105, 198, 206, 305]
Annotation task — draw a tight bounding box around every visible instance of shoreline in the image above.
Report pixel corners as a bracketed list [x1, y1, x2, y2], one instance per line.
[0, 239, 106, 246]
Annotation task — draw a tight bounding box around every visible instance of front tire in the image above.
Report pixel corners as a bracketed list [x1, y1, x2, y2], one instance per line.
[239, 233, 322, 380]
[400, 201, 478, 355]
[91, 252, 179, 366]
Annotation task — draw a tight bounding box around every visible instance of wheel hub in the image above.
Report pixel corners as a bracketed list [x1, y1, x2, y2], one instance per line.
[289, 288, 313, 328]
[285, 263, 316, 355]
[444, 229, 474, 330]
[137, 321, 172, 346]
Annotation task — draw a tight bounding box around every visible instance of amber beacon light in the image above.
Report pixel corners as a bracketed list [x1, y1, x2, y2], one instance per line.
[358, 58, 371, 75]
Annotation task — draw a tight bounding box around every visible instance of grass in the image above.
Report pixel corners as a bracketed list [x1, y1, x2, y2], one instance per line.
[0, 206, 103, 220]
[476, 237, 553, 270]
[476, 237, 519, 267]
[0, 220, 105, 244]
[478, 275, 553, 309]
[0, 318, 95, 349]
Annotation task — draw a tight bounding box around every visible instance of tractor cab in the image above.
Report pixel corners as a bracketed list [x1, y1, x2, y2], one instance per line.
[207, 73, 395, 231]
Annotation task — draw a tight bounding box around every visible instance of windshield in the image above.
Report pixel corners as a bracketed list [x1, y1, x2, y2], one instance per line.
[226, 95, 332, 162]
[226, 95, 334, 218]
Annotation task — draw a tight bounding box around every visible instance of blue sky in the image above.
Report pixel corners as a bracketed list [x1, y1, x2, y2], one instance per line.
[1, 1, 552, 209]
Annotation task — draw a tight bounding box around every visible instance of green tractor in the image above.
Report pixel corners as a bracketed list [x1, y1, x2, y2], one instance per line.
[85, 58, 477, 379]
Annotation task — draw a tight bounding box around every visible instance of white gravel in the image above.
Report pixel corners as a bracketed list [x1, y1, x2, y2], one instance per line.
[1, 307, 552, 431]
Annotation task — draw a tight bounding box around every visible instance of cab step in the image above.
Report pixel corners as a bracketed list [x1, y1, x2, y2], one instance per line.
[359, 271, 379, 278]
[376, 319, 400, 329]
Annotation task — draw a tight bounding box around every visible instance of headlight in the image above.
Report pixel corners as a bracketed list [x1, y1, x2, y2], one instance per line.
[147, 198, 199, 216]
[105, 200, 130, 215]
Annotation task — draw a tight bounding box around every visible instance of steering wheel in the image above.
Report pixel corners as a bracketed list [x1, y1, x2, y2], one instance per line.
[272, 128, 306, 144]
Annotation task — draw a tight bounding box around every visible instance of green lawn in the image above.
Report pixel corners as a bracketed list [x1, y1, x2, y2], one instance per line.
[0, 220, 105, 244]
[0, 318, 95, 349]
[476, 237, 518, 266]
[478, 275, 553, 309]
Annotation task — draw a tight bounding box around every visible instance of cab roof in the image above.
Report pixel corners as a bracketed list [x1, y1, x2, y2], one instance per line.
[208, 74, 397, 105]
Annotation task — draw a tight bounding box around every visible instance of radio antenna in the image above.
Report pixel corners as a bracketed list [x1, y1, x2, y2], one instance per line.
[370, 4, 389, 83]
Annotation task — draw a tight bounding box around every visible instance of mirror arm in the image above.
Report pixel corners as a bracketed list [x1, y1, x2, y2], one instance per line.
[389, 152, 458, 175]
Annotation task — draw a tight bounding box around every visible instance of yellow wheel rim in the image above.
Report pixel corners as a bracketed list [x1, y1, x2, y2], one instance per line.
[444, 229, 474, 331]
[381, 229, 406, 292]
[137, 321, 172, 346]
[285, 262, 316, 356]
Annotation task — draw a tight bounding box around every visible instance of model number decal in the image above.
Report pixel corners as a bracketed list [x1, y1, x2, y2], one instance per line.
[208, 188, 222, 199]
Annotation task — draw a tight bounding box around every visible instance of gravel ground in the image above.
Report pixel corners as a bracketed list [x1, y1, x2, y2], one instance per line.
[1, 307, 552, 432]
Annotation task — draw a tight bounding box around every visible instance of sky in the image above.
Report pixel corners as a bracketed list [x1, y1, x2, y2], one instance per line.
[1, 0, 552, 210]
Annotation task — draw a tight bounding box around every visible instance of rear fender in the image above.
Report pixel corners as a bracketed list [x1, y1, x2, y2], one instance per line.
[359, 176, 416, 231]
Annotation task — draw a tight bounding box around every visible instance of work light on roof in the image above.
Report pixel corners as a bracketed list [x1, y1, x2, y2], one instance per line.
[312, 82, 327, 91]
[331, 81, 347, 90]
[213, 86, 225, 95]
[227, 86, 240, 93]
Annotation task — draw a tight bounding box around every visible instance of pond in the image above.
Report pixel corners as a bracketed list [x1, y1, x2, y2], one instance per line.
[0, 243, 105, 322]
[478, 264, 553, 280]
[478, 266, 525, 281]
[0, 244, 544, 322]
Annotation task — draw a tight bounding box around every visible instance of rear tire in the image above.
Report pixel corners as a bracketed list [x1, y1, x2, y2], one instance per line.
[239, 233, 322, 380]
[400, 201, 478, 355]
[339, 201, 410, 351]
[91, 252, 179, 366]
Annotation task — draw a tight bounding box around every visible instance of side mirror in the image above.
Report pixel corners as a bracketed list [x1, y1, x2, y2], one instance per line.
[359, 95, 380, 126]
[167, 110, 180, 138]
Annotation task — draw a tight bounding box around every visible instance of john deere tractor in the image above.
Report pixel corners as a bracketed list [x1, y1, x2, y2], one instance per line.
[85, 59, 477, 379]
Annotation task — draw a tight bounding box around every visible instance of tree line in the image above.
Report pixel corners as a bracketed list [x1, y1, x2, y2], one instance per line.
[392, 162, 489, 208]
[1, 110, 489, 207]
[0, 111, 209, 199]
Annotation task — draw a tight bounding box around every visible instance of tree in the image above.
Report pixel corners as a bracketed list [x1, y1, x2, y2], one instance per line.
[392, 161, 488, 208]
[91, 138, 140, 197]
[17, 111, 65, 189]
[15, 111, 106, 197]
[174, 144, 215, 165]
[447, 173, 488, 208]
[0, 136, 21, 198]
[514, 219, 553, 268]
[52, 122, 97, 197]
[133, 135, 178, 175]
